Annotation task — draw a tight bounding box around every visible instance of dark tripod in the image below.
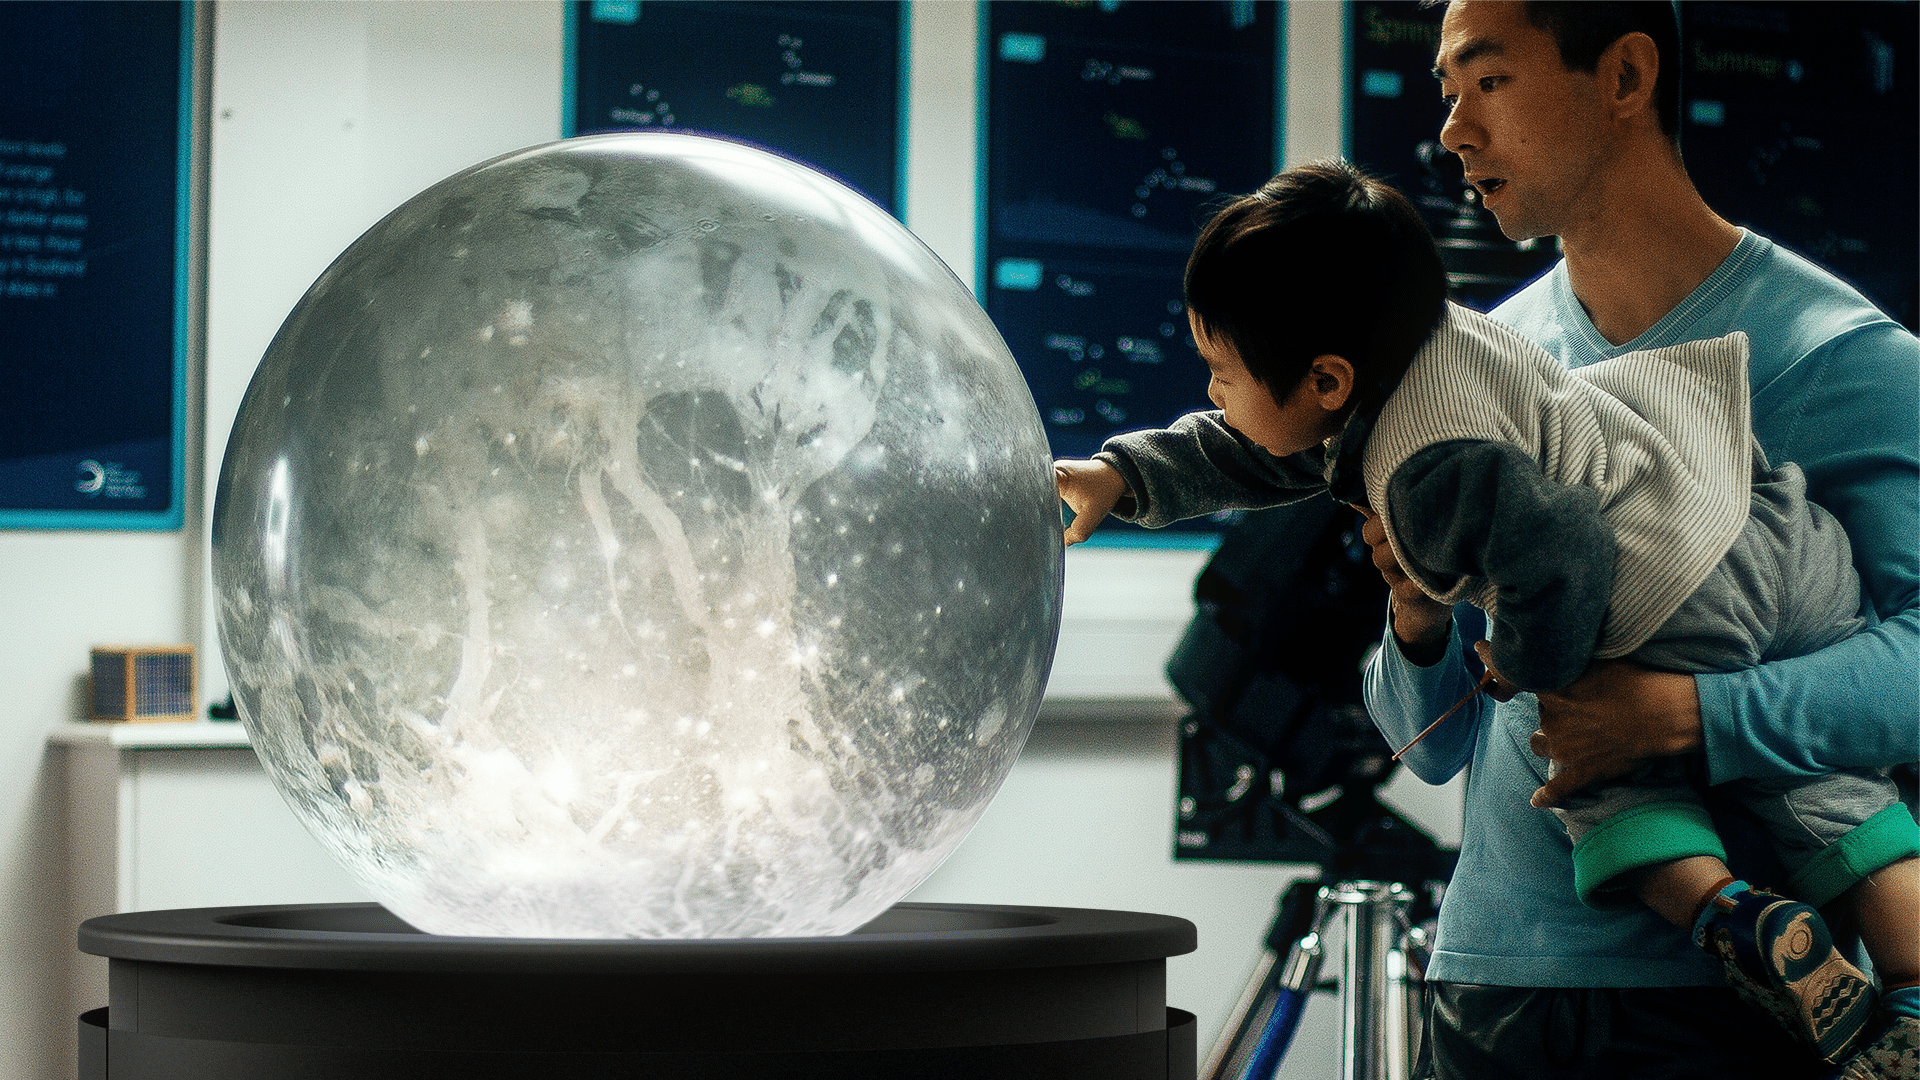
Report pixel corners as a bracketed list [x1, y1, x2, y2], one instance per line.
[1166, 501, 1462, 1078]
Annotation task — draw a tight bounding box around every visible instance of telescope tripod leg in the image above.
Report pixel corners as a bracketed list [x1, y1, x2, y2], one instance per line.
[1202, 881, 1335, 1080]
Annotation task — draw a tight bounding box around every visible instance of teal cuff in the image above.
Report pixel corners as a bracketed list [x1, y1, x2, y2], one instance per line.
[1788, 802, 1920, 907]
[1571, 801, 1727, 908]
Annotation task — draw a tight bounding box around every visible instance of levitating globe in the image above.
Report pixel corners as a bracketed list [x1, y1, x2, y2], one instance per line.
[211, 133, 1063, 938]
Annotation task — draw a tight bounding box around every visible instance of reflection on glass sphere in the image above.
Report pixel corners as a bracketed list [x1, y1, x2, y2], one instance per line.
[212, 134, 1063, 938]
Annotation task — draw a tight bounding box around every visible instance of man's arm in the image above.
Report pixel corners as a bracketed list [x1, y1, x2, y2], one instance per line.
[1532, 325, 1920, 803]
[1356, 504, 1453, 664]
[1695, 324, 1919, 781]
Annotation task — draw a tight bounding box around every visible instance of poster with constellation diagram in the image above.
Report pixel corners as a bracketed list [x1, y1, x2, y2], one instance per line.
[984, 0, 1280, 542]
[568, 1, 903, 215]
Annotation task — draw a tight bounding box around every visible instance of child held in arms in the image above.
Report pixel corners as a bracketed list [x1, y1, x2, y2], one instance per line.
[1054, 160, 1920, 1065]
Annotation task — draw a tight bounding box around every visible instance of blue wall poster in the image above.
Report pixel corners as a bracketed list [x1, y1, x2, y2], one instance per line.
[567, 0, 904, 215]
[984, 0, 1280, 543]
[0, 1, 194, 529]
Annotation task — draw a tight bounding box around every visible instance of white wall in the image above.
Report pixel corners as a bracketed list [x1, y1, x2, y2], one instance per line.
[1, 536, 194, 1076]
[2, 3, 1453, 1078]
[8, 4, 570, 1077]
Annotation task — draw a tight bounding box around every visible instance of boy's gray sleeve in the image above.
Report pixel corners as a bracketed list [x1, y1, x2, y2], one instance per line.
[1385, 439, 1616, 693]
[1094, 411, 1327, 528]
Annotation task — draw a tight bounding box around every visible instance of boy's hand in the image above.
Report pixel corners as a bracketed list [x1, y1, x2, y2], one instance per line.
[1054, 458, 1128, 545]
[1352, 504, 1453, 664]
[1471, 640, 1520, 701]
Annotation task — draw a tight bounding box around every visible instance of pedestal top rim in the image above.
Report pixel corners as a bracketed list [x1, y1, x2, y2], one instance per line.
[79, 900, 1197, 973]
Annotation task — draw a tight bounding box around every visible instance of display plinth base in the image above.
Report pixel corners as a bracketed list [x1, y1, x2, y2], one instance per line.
[79, 901, 1196, 1079]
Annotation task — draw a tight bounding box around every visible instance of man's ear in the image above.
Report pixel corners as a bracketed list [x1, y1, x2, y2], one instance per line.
[1603, 31, 1661, 126]
[1308, 354, 1355, 412]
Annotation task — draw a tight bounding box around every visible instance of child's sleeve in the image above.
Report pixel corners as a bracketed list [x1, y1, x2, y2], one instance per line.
[1096, 411, 1327, 528]
[1385, 439, 1617, 692]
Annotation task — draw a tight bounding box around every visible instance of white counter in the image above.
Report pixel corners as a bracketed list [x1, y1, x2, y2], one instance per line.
[49, 720, 251, 750]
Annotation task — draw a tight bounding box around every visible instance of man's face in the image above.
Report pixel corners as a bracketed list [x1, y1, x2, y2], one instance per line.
[1433, 1, 1614, 242]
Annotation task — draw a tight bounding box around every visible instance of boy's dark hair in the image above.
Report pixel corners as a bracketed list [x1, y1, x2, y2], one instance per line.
[1183, 160, 1447, 408]
[1522, 1, 1682, 142]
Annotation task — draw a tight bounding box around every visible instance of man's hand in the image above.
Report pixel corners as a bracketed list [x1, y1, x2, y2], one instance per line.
[1055, 458, 1128, 545]
[1524, 657, 1704, 809]
[1353, 504, 1453, 664]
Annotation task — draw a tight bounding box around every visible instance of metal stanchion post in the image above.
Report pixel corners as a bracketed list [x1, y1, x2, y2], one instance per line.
[1203, 878, 1428, 1080]
[1326, 881, 1419, 1080]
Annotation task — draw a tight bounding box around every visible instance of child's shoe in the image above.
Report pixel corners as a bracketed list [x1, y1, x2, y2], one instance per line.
[1696, 882, 1878, 1064]
[1823, 1014, 1919, 1080]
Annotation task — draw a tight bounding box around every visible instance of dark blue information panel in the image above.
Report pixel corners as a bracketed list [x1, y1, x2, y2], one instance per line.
[1682, 2, 1917, 332]
[1347, 1, 1556, 311]
[567, 0, 904, 214]
[0, 1, 192, 529]
[984, 0, 1279, 542]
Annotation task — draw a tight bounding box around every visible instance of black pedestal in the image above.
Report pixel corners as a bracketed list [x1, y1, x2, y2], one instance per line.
[79, 901, 1196, 1079]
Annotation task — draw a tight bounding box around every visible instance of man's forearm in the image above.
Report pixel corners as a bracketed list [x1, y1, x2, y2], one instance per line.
[1697, 610, 1920, 784]
[1365, 606, 1482, 783]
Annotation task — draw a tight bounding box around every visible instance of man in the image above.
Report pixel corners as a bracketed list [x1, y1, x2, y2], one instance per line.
[1360, 3, 1920, 1077]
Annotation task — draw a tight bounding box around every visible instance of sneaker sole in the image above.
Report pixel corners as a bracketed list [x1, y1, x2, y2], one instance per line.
[1762, 903, 1876, 1063]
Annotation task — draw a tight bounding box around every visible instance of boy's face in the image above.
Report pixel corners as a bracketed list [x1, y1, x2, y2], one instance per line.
[1192, 314, 1347, 458]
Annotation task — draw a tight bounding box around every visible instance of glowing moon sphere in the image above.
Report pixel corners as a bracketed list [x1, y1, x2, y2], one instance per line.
[212, 134, 1063, 938]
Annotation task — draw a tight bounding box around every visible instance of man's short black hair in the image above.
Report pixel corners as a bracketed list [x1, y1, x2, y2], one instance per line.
[1184, 160, 1449, 408]
[1523, 1, 1682, 142]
